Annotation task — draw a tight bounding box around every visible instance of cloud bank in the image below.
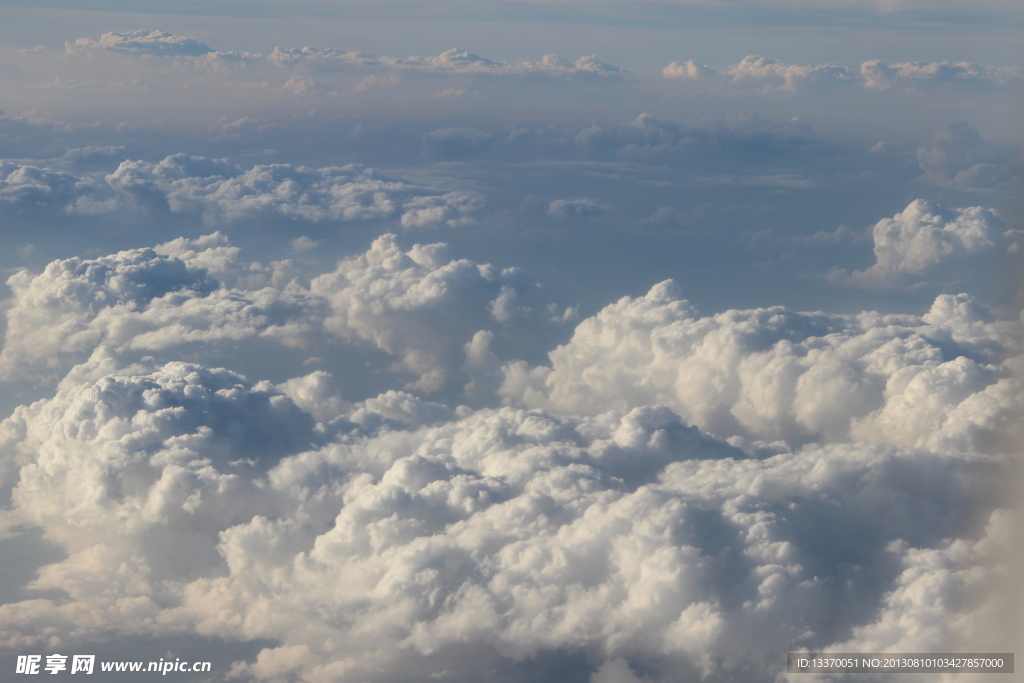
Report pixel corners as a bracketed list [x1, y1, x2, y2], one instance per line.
[0, 358, 1009, 682]
[0, 21, 1020, 683]
[663, 56, 1020, 92]
[0, 218, 1016, 681]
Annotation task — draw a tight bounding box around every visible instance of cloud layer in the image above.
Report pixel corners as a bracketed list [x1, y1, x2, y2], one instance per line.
[0, 358, 1009, 682]
[0, 21, 1020, 683]
[0, 213, 1017, 681]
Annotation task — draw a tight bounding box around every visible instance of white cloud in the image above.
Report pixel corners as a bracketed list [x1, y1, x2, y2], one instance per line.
[290, 236, 319, 253]
[0, 216, 1016, 681]
[842, 199, 1007, 288]
[0, 241, 215, 380]
[0, 365, 1005, 680]
[0, 233, 562, 394]
[310, 234, 561, 391]
[499, 278, 1020, 453]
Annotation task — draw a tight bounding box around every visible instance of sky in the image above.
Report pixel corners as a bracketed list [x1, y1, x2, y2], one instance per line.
[0, 1, 1022, 682]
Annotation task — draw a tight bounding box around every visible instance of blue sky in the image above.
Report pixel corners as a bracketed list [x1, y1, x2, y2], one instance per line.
[0, 2, 1021, 682]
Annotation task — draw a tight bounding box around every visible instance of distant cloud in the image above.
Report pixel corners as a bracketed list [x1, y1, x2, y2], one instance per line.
[0, 161, 85, 206]
[861, 60, 1020, 90]
[105, 154, 483, 227]
[547, 197, 608, 218]
[663, 55, 1020, 92]
[726, 55, 859, 91]
[663, 55, 859, 91]
[65, 30, 213, 57]
[571, 113, 816, 161]
[424, 127, 495, 158]
[271, 46, 624, 77]
[662, 59, 715, 79]
[57, 145, 126, 163]
[916, 122, 1022, 188]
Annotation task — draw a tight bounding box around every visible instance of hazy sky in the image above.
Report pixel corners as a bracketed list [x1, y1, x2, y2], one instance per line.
[0, 2, 1021, 682]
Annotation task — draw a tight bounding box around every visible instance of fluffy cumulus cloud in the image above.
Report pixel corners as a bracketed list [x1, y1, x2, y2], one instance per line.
[500, 277, 1020, 455]
[309, 234, 565, 391]
[0, 217, 1017, 682]
[0, 234, 314, 383]
[0, 361, 1008, 681]
[839, 200, 1010, 288]
[1, 16, 1021, 683]
[106, 154, 483, 227]
[0, 233, 561, 393]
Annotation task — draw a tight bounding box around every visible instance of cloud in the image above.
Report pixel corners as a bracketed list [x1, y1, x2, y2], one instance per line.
[662, 55, 861, 92]
[828, 509, 1016, 655]
[570, 113, 816, 162]
[547, 198, 608, 218]
[662, 56, 1019, 93]
[309, 234, 564, 391]
[840, 199, 1008, 288]
[65, 30, 213, 57]
[725, 56, 859, 92]
[0, 161, 91, 207]
[57, 145, 126, 164]
[662, 60, 715, 80]
[270, 46, 623, 77]
[0, 362, 1005, 681]
[0, 234, 312, 382]
[916, 122, 1023, 189]
[105, 154, 483, 227]
[861, 60, 1020, 90]
[424, 128, 495, 158]
[0, 233, 563, 394]
[0, 217, 1016, 681]
[499, 278, 1020, 454]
